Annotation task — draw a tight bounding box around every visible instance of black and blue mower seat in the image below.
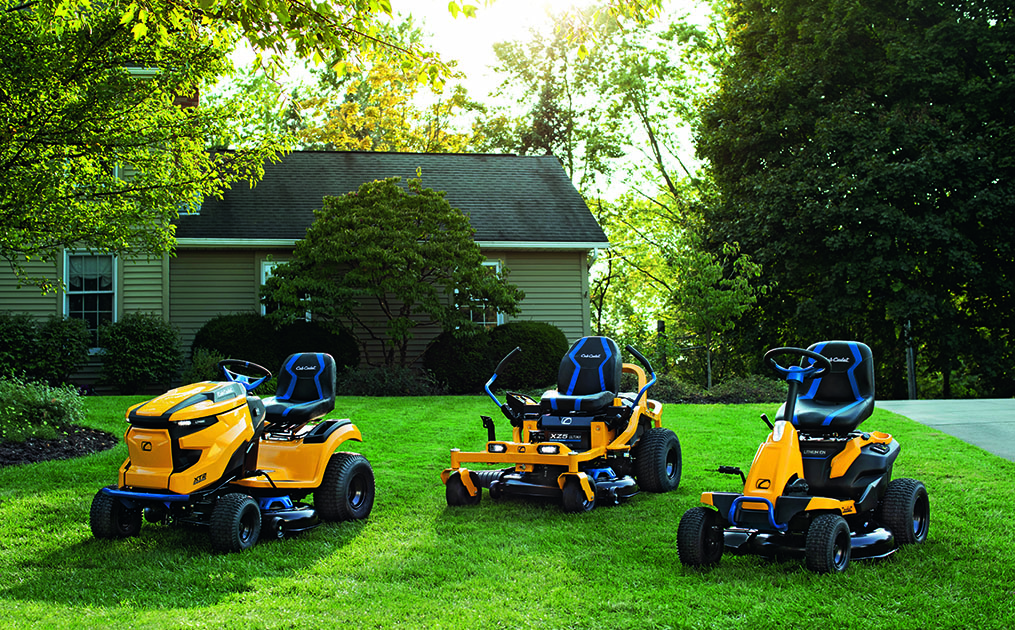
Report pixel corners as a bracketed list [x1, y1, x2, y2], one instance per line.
[263, 352, 337, 429]
[540, 336, 622, 414]
[776, 340, 875, 433]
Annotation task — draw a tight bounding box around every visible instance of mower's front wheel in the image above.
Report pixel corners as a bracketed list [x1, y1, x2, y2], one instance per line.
[446, 471, 481, 506]
[634, 427, 682, 493]
[210, 493, 261, 553]
[318, 452, 376, 521]
[880, 478, 930, 545]
[90, 488, 142, 539]
[677, 507, 724, 567]
[561, 477, 596, 513]
[805, 514, 851, 573]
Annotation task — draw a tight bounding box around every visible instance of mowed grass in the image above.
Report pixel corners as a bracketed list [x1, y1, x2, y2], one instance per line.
[0, 395, 1013, 629]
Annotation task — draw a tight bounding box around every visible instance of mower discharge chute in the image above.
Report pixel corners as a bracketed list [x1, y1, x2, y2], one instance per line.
[89, 353, 375, 552]
[441, 336, 681, 513]
[677, 340, 930, 573]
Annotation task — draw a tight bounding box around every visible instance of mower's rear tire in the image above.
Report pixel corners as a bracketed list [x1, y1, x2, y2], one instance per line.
[210, 493, 261, 553]
[805, 514, 851, 574]
[677, 507, 724, 567]
[561, 478, 596, 513]
[880, 478, 930, 545]
[634, 427, 682, 493]
[446, 472, 481, 506]
[318, 452, 376, 521]
[90, 488, 142, 539]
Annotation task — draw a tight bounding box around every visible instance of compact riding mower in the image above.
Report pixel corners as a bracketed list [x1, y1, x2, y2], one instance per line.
[441, 336, 681, 513]
[89, 352, 375, 552]
[677, 341, 930, 573]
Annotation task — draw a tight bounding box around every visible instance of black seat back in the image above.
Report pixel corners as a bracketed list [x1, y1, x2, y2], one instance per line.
[778, 340, 875, 433]
[263, 352, 337, 429]
[540, 336, 622, 414]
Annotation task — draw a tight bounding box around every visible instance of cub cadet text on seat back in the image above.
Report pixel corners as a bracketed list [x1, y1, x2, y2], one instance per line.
[540, 336, 622, 414]
[263, 353, 337, 430]
[775, 340, 875, 433]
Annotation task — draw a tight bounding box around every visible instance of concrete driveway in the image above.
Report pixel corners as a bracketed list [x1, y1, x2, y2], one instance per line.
[878, 399, 1015, 462]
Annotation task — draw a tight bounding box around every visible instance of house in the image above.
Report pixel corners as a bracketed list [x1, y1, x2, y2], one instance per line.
[0, 151, 609, 376]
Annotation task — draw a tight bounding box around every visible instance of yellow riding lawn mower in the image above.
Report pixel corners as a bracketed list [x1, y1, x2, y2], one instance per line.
[89, 353, 375, 552]
[677, 341, 930, 573]
[441, 336, 681, 513]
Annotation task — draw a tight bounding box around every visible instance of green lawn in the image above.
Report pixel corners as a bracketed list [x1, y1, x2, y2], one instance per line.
[1, 395, 1013, 629]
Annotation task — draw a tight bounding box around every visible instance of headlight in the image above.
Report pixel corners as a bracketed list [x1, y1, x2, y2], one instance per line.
[488, 443, 507, 453]
[537, 444, 560, 455]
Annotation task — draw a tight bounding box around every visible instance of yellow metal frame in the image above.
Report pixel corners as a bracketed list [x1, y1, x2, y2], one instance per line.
[699, 422, 895, 518]
[442, 363, 663, 502]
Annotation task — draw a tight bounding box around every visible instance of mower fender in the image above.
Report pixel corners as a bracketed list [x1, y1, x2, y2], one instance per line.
[441, 468, 479, 497]
[557, 472, 595, 502]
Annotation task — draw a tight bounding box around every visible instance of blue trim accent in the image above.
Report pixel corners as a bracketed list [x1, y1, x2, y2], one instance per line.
[259, 495, 294, 510]
[821, 342, 864, 426]
[484, 373, 501, 406]
[565, 338, 586, 396]
[728, 496, 788, 531]
[278, 354, 300, 401]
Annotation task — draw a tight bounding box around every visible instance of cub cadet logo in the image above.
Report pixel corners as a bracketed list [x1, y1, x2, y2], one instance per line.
[193, 473, 206, 485]
[829, 357, 851, 363]
[141, 441, 153, 451]
[579, 354, 602, 359]
[561, 417, 573, 425]
[756, 479, 772, 490]
[294, 365, 317, 371]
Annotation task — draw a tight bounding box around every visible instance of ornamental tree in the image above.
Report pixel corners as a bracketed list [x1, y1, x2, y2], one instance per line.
[261, 177, 524, 367]
[0, 2, 283, 289]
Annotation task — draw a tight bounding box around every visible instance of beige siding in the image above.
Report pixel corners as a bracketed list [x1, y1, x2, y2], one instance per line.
[170, 250, 261, 352]
[0, 259, 60, 317]
[121, 255, 168, 316]
[490, 250, 591, 344]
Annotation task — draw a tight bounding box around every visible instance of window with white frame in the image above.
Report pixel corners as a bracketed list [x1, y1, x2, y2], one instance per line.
[261, 259, 310, 320]
[459, 261, 505, 328]
[65, 253, 116, 348]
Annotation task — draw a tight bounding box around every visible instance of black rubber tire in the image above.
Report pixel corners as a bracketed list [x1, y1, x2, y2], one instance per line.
[805, 514, 852, 574]
[318, 452, 376, 521]
[633, 427, 682, 493]
[677, 507, 724, 567]
[561, 477, 596, 513]
[880, 478, 930, 545]
[209, 493, 261, 553]
[89, 488, 142, 539]
[446, 472, 481, 506]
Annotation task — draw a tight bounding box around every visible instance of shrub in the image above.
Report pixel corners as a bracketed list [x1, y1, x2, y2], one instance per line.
[0, 313, 89, 385]
[336, 367, 444, 397]
[0, 376, 84, 443]
[709, 374, 788, 404]
[100, 313, 182, 394]
[191, 313, 358, 375]
[422, 330, 493, 394]
[36, 316, 91, 384]
[181, 347, 227, 384]
[621, 372, 705, 403]
[191, 312, 277, 368]
[488, 321, 569, 391]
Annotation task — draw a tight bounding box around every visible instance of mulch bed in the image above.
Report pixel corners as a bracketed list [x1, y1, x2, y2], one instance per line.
[0, 426, 118, 468]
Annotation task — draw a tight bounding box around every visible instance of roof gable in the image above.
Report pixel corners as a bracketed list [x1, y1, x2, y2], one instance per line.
[174, 151, 609, 247]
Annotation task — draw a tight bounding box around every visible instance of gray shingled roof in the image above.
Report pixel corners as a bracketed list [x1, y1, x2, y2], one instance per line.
[174, 151, 608, 247]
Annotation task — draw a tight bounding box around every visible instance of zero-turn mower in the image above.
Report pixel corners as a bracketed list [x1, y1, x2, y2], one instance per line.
[89, 352, 375, 552]
[441, 336, 681, 513]
[677, 340, 930, 573]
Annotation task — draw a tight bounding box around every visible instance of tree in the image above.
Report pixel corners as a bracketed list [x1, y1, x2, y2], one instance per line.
[261, 177, 524, 367]
[0, 3, 282, 289]
[696, 0, 1015, 397]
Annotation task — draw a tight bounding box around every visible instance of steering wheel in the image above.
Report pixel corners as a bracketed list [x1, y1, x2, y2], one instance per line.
[218, 359, 272, 393]
[763, 347, 832, 382]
